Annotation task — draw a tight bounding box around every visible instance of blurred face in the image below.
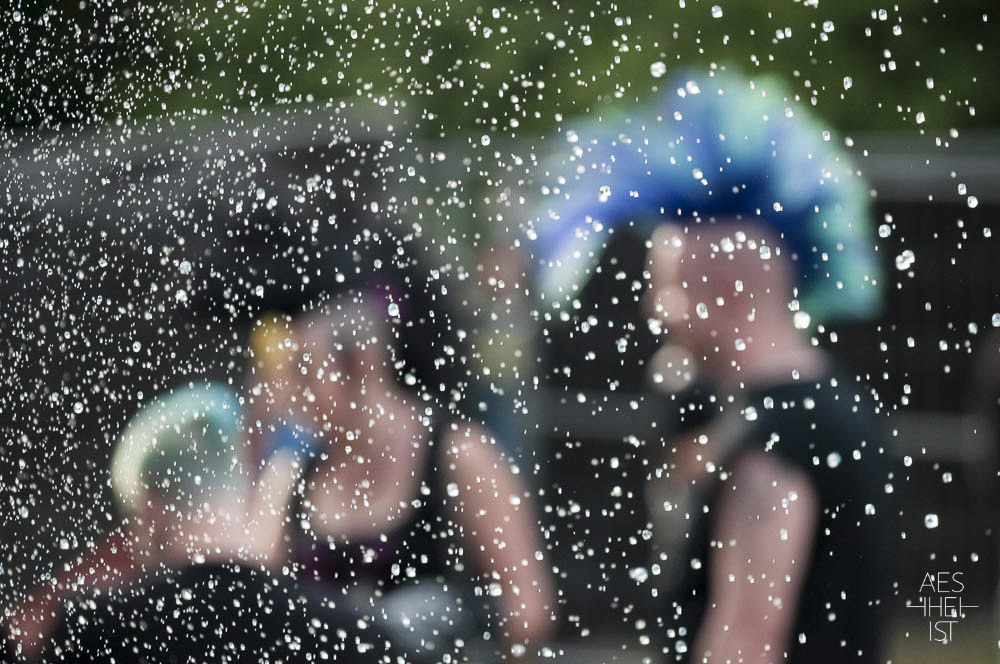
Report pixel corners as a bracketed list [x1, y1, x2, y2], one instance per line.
[645, 221, 792, 363]
[645, 224, 700, 350]
[292, 312, 369, 429]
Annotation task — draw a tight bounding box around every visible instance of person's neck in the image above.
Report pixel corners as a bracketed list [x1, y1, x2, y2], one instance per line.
[325, 387, 418, 464]
[704, 317, 826, 394]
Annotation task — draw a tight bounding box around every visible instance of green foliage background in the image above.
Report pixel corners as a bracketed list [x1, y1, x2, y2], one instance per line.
[4, 0, 995, 136]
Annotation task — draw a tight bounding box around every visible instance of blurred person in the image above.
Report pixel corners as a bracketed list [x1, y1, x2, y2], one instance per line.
[644, 222, 892, 663]
[243, 288, 555, 658]
[18, 385, 393, 664]
[532, 72, 894, 663]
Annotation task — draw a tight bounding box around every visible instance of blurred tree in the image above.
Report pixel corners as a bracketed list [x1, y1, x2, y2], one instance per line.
[117, 1, 995, 135]
[5, 1, 993, 135]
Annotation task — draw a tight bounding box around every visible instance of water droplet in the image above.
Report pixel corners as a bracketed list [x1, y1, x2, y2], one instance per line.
[480, 135, 491, 146]
[878, 223, 892, 238]
[793, 311, 811, 329]
[132, 341, 142, 353]
[649, 61, 667, 78]
[734, 338, 746, 351]
[865, 503, 876, 515]
[968, 195, 979, 209]
[924, 513, 939, 529]
[711, 5, 723, 18]
[73, 402, 84, 414]
[695, 302, 709, 319]
[826, 451, 842, 468]
[629, 567, 649, 583]
[894, 249, 915, 271]
[178, 260, 192, 275]
[446, 482, 460, 498]
[942, 472, 953, 484]
[759, 245, 772, 260]
[387, 302, 400, 317]
[843, 76, 853, 90]
[822, 20, 835, 32]
[744, 406, 758, 422]
[992, 313, 1000, 327]
[616, 338, 628, 353]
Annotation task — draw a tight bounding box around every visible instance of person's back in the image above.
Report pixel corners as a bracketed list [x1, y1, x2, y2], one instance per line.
[46, 561, 388, 664]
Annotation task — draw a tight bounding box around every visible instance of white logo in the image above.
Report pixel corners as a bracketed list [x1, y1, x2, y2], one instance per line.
[906, 572, 978, 643]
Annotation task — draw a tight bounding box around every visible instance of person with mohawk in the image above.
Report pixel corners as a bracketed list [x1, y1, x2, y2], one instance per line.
[532, 71, 895, 663]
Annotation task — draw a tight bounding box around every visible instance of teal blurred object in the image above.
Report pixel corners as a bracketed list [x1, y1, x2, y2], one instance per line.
[531, 71, 882, 322]
[111, 385, 243, 511]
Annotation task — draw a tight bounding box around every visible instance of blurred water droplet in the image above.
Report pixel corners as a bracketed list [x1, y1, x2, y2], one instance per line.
[695, 302, 709, 319]
[711, 5, 723, 18]
[629, 567, 649, 583]
[968, 195, 979, 209]
[894, 249, 915, 271]
[924, 513, 939, 529]
[649, 61, 667, 78]
[826, 451, 842, 468]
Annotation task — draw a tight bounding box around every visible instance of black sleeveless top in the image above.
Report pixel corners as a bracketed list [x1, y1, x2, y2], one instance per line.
[291, 417, 454, 593]
[664, 373, 896, 663]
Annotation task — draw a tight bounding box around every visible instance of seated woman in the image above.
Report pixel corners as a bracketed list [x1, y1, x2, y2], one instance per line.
[245, 288, 556, 658]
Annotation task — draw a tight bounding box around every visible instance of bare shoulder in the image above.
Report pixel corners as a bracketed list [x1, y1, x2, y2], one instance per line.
[724, 448, 819, 519]
[439, 420, 506, 468]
